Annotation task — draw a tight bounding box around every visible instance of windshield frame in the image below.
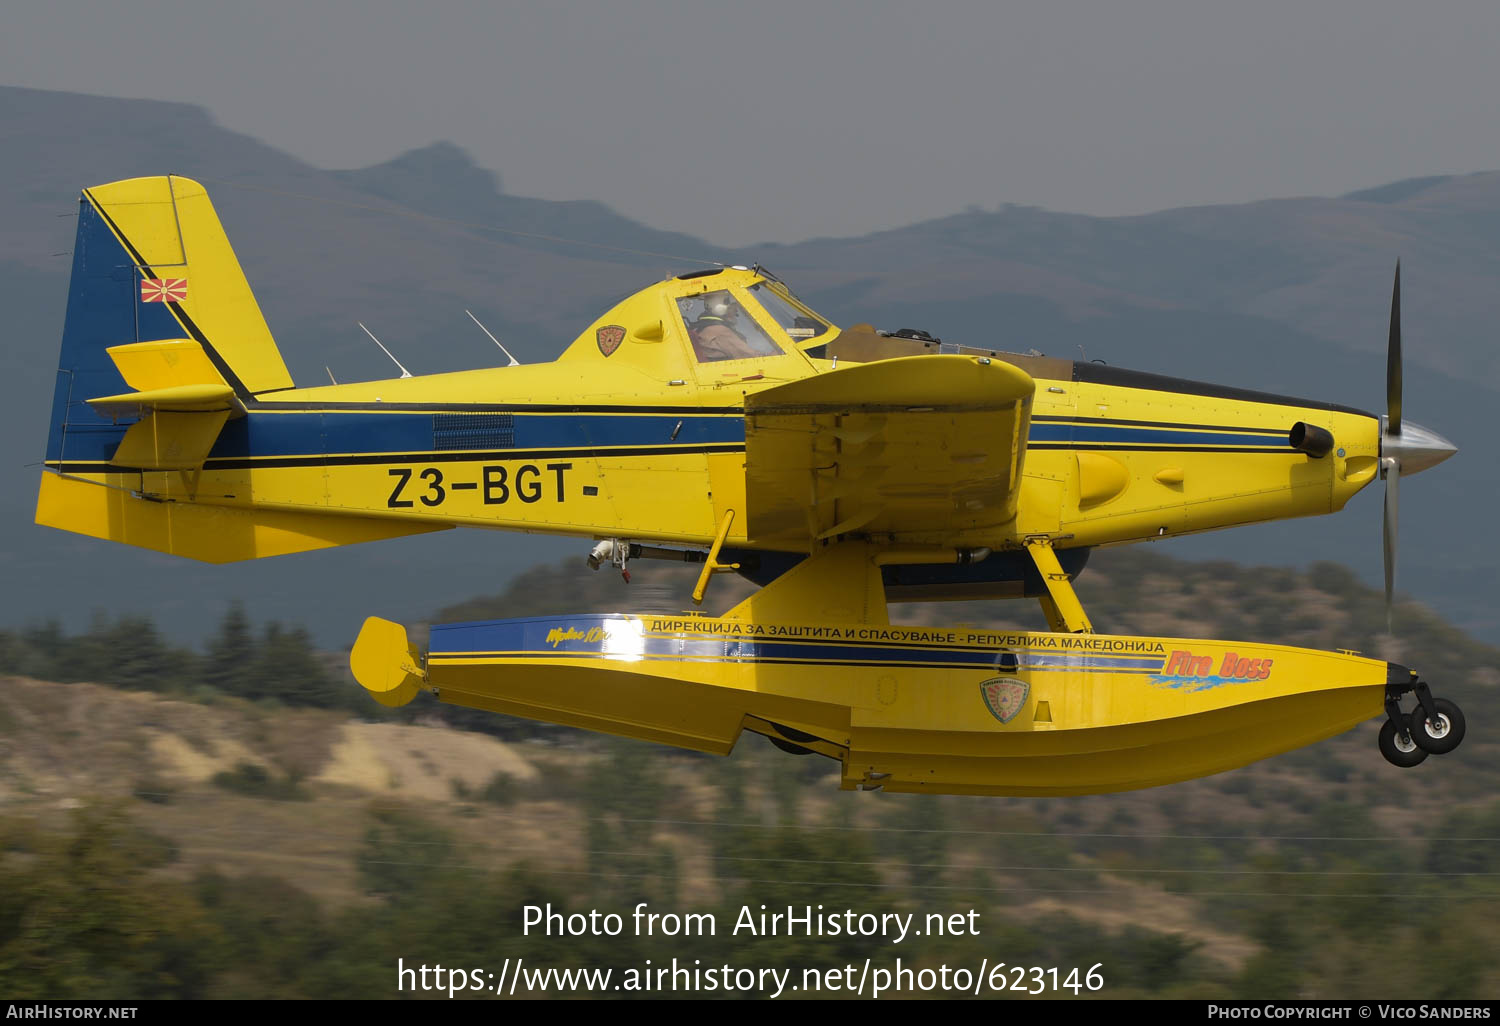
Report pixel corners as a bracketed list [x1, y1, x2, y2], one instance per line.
[746, 279, 836, 348]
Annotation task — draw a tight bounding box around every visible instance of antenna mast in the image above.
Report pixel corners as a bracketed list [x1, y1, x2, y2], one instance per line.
[358, 322, 413, 379]
[465, 310, 521, 366]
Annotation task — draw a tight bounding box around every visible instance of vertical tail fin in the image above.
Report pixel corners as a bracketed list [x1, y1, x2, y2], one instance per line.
[45, 175, 294, 469]
[33, 176, 447, 563]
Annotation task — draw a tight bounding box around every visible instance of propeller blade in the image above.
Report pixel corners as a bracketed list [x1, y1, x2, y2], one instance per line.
[1383, 459, 1399, 633]
[1387, 262, 1402, 436]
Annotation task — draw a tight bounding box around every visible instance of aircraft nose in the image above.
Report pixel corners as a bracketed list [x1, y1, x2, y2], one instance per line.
[1382, 418, 1458, 476]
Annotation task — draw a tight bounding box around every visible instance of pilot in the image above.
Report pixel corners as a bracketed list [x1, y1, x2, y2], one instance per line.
[689, 292, 760, 362]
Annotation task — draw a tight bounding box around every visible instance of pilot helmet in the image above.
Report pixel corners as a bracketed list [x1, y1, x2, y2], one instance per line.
[700, 291, 736, 320]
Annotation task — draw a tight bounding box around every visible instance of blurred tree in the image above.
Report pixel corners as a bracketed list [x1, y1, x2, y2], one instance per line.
[205, 601, 255, 694]
[244, 621, 349, 708]
[93, 615, 190, 692]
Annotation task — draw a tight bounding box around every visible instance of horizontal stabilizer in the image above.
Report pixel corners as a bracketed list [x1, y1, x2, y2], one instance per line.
[88, 383, 239, 416]
[89, 339, 241, 469]
[107, 339, 229, 392]
[35, 472, 451, 563]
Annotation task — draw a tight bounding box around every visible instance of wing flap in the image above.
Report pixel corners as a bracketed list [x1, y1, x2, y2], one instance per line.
[744, 355, 1034, 546]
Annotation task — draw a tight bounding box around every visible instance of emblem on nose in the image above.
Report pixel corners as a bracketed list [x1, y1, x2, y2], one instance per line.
[596, 324, 626, 357]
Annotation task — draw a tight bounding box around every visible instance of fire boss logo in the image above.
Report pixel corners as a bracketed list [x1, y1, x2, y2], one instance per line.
[980, 677, 1030, 724]
[1162, 650, 1274, 681]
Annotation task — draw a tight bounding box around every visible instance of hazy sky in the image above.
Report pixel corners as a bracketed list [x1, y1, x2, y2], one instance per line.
[6, 1, 1500, 244]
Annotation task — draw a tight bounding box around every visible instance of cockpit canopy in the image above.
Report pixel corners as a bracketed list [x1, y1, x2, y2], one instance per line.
[562, 267, 837, 377]
[676, 279, 833, 363]
[678, 290, 781, 363]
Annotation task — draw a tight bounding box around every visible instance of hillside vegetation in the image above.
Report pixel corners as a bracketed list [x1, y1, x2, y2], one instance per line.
[2, 549, 1498, 998]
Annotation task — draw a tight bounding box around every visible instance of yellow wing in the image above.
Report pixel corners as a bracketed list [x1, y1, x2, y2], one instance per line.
[743, 355, 1034, 546]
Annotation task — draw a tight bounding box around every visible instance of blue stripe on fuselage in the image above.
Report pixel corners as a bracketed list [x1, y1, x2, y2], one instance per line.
[47, 405, 1296, 467]
[207, 409, 747, 459]
[1028, 422, 1285, 447]
[45, 409, 751, 465]
[204, 411, 1284, 461]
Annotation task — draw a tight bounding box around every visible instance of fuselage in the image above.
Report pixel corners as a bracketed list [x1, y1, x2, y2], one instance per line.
[48, 267, 1384, 562]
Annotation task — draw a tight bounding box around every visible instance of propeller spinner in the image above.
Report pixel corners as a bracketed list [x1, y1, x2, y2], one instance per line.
[1379, 263, 1458, 630]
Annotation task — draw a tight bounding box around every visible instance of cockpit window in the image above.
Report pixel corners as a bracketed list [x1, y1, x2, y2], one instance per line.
[748, 282, 832, 343]
[678, 290, 783, 363]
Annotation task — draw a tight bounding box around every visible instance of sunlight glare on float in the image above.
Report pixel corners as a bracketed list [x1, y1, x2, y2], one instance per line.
[601, 616, 646, 663]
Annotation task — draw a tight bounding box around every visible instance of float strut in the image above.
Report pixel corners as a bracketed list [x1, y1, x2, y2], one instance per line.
[1025, 537, 1093, 634]
[692, 509, 741, 606]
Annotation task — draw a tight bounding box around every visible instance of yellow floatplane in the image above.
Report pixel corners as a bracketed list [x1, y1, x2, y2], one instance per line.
[37, 176, 1465, 795]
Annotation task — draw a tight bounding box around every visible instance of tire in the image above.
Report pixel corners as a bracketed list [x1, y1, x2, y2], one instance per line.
[1409, 698, 1466, 755]
[768, 736, 813, 756]
[1379, 718, 1428, 768]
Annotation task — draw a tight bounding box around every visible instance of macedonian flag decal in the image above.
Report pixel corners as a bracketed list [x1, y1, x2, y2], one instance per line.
[980, 677, 1030, 724]
[596, 324, 626, 357]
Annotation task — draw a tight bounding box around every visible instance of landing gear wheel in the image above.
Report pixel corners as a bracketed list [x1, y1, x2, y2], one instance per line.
[1409, 698, 1466, 755]
[1379, 718, 1428, 768]
[768, 736, 813, 756]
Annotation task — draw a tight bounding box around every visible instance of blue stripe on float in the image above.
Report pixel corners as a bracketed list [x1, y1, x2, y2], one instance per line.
[1017, 651, 1165, 670]
[427, 650, 1171, 676]
[426, 615, 1173, 673]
